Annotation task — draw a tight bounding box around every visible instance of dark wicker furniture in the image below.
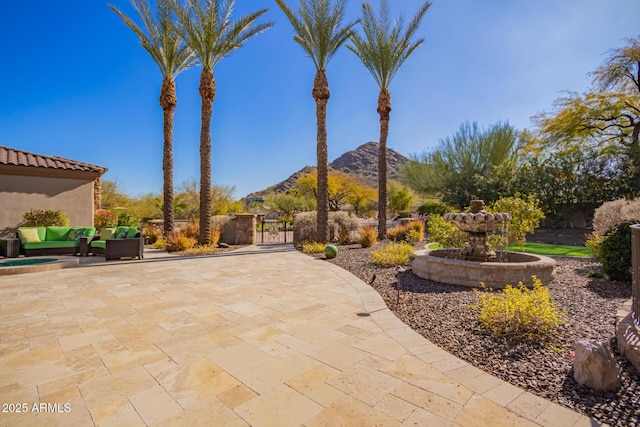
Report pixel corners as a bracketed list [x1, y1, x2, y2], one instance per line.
[91, 238, 144, 261]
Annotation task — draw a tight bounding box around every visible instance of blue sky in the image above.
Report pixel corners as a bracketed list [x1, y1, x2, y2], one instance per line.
[1, 1, 638, 199]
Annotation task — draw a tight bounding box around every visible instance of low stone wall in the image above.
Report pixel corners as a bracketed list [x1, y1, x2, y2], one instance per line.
[412, 249, 556, 289]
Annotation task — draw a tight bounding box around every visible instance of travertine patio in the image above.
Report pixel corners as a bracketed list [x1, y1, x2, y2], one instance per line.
[0, 245, 597, 426]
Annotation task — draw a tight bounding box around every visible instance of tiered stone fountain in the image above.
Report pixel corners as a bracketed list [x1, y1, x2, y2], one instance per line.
[412, 200, 555, 289]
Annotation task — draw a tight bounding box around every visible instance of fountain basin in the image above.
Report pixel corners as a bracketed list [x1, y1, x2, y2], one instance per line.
[412, 249, 556, 289]
[0, 256, 79, 275]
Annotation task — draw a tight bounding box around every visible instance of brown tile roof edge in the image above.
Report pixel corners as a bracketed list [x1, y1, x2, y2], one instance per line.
[0, 145, 107, 174]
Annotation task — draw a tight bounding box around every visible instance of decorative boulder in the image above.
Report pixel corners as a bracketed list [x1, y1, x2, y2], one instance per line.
[573, 340, 620, 391]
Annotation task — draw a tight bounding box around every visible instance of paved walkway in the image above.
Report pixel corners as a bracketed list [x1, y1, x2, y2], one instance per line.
[0, 245, 597, 426]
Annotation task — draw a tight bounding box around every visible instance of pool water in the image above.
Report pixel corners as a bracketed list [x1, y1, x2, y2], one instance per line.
[0, 258, 57, 267]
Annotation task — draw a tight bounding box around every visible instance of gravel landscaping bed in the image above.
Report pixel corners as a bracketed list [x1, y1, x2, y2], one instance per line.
[312, 241, 638, 427]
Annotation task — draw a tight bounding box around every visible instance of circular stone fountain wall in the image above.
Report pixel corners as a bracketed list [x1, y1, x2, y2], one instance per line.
[412, 249, 556, 289]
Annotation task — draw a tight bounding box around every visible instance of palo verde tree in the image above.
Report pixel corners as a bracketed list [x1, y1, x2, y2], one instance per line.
[109, 0, 195, 237]
[347, 0, 430, 238]
[275, 0, 358, 243]
[534, 36, 640, 196]
[169, 0, 273, 244]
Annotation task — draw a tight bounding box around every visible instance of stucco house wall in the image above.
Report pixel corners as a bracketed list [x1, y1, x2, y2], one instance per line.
[0, 146, 107, 238]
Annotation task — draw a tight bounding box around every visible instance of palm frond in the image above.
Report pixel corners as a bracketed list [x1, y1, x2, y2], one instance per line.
[276, 0, 357, 71]
[169, 0, 273, 69]
[347, 0, 431, 90]
[109, 0, 195, 79]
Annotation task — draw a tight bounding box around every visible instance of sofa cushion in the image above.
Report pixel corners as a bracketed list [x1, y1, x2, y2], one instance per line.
[100, 228, 116, 240]
[126, 227, 139, 239]
[23, 241, 79, 250]
[83, 227, 97, 237]
[46, 226, 71, 241]
[68, 228, 85, 241]
[18, 228, 42, 243]
[90, 240, 106, 249]
[115, 227, 129, 239]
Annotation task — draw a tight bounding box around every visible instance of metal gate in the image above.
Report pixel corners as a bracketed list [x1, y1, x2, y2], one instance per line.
[258, 219, 293, 244]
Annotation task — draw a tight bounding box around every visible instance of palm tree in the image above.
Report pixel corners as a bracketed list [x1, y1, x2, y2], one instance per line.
[275, 0, 357, 243]
[169, 0, 273, 245]
[347, 0, 430, 239]
[109, 0, 195, 237]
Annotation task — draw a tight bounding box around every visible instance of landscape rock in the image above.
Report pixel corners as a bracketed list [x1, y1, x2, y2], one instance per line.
[616, 310, 640, 373]
[573, 340, 621, 391]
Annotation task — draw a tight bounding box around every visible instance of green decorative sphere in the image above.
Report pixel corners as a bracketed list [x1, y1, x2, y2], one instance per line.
[324, 244, 338, 259]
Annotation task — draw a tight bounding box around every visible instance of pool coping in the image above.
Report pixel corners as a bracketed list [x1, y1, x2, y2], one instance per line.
[0, 256, 80, 275]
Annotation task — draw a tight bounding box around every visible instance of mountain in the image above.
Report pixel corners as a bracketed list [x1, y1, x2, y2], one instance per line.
[246, 142, 409, 198]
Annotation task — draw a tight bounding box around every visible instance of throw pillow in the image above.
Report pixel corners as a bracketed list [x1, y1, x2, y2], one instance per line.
[100, 228, 116, 240]
[117, 228, 129, 239]
[18, 228, 41, 243]
[67, 228, 85, 241]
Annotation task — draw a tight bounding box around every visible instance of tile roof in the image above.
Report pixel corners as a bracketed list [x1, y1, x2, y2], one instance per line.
[0, 146, 107, 174]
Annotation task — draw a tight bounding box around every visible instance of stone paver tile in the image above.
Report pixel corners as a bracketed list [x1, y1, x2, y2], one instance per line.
[156, 396, 249, 427]
[96, 345, 166, 374]
[385, 327, 431, 350]
[236, 325, 288, 348]
[276, 333, 321, 356]
[286, 364, 345, 406]
[302, 395, 399, 427]
[335, 324, 377, 340]
[409, 343, 442, 355]
[278, 323, 347, 346]
[535, 402, 582, 427]
[89, 399, 146, 427]
[391, 382, 463, 421]
[224, 349, 319, 394]
[59, 328, 116, 351]
[455, 372, 505, 395]
[235, 384, 323, 427]
[482, 381, 524, 406]
[354, 335, 407, 361]
[150, 357, 242, 409]
[223, 301, 269, 317]
[327, 363, 402, 406]
[431, 357, 469, 373]
[205, 341, 270, 374]
[382, 354, 474, 405]
[400, 408, 459, 427]
[377, 393, 419, 422]
[128, 385, 183, 425]
[79, 366, 158, 409]
[506, 391, 551, 420]
[0, 344, 69, 387]
[217, 384, 259, 409]
[445, 364, 485, 382]
[416, 348, 454, 364]
[572, 414, 602, 427]
[309, 341, 369, 371]
[154, 337, 213, 366]
[454, 394, 539, 427]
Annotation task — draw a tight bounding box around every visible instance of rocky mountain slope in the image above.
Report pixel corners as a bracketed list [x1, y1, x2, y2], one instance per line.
[246, 142, 409, 197]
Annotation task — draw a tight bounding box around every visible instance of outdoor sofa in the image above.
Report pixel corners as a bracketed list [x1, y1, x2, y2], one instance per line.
[14, 226, 97, 256]
[89, 226, 144, 261]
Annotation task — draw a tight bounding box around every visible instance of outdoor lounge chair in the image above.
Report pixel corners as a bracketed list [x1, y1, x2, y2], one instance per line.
[89, 227, 144, 261]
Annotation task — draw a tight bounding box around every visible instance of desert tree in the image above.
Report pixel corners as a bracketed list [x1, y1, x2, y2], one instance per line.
[347, 0, 430, 238]
[275, 0, 358, 242]
[109, 0, 195, 236]
[169, 0, 273, 244]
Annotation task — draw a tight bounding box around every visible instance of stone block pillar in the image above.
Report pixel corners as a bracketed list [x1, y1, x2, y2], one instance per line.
[223, 213, 256, 245]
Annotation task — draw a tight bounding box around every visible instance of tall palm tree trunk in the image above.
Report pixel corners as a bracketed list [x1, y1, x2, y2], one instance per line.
[160, 78, 177, 237]
[199, 66, 216, 245]
[313, 70, 330, 242]
[377, 88, 392, 239]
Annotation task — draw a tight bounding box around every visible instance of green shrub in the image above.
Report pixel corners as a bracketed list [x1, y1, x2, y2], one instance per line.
[474, 277, 566, 341]
[426, 214, 466, 248]
[371, 242, 415, 267]
[417, 201, 453, 217]
[94, 209, 119, 228]
[600, 222, 634, 281]
[489, 195, 544, 247]
[117, 210, 139, 227]
[585, 232, 603, 259]
[22, 209, 69, 227]
[302, 241, 326, 254]
[358, 225, 377, 248]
